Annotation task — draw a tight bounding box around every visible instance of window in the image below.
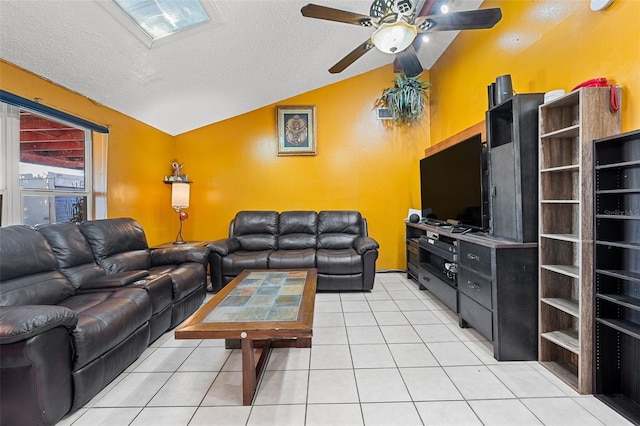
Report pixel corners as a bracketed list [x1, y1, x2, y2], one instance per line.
[19, 110, 91, 226]
[0, 101, 107, 226]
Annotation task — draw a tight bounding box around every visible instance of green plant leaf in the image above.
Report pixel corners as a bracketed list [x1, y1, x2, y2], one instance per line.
[375, 74, 430, 126]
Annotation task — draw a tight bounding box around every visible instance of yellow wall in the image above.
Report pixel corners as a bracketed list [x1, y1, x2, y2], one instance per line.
[429, 0, 640, 143]
[175, 66, 429, 270]
[0, 60, 176, 244]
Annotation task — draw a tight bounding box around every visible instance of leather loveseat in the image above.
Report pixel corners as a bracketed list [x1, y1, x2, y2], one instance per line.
[207, 210, 379, 292]
[0, 218, 207, 426]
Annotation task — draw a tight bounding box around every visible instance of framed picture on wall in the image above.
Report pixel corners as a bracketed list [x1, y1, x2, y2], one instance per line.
[276, 105, 317, 156]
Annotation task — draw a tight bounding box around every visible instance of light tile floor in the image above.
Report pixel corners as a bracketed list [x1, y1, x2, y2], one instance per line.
[58, 273, 632, 426]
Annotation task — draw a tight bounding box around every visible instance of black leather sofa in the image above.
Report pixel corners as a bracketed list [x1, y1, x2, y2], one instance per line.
[0, 218, 207, 426]
[207, 210, 379, 292]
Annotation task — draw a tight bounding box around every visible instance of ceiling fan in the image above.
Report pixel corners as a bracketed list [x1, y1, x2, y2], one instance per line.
[301, 0, 502, 77]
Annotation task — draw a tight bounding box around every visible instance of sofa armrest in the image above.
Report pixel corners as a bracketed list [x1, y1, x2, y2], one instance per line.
[353, 236, 380, 255]
[206, 238, 240, 293]
[207, 238, 241, 256]
[0, 305, 78, 344]
[151, 246, 209, 267]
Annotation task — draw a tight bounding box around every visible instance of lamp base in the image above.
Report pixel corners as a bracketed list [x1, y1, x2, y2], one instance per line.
[174, 209, 187, 245]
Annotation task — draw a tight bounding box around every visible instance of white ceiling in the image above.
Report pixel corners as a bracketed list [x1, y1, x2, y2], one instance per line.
[0, 0, 482, 136]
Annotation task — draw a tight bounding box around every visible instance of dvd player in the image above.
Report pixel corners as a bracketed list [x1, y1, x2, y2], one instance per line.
[419, 235, 457, 254]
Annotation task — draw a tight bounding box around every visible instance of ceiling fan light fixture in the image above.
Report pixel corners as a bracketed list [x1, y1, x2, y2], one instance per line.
[371, 20, 417, 54]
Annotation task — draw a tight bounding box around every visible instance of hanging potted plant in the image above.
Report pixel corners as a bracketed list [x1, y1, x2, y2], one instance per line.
[376, 74, 430, 126]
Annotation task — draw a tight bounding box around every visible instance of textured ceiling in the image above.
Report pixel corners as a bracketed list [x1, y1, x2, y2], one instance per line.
[0, 0, 482, 136]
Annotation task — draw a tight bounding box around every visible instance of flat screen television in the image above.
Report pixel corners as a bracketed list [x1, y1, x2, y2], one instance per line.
[420, 133, 484, 228]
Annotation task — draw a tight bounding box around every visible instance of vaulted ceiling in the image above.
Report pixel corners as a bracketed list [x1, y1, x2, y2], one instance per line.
[1, 0, 482, 136]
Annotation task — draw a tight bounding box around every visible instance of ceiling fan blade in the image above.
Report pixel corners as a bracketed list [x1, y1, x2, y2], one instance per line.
[329, 39, 374, 74]
[393, 57, 403, 74]
[396, 45, 423, 77]
[301, 4, 374, 26]
[410, 0, 435, 21]
[416, 8, 502, 32]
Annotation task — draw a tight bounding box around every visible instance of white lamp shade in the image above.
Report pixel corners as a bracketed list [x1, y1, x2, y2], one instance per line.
[171, 182, 190, 209]
[371, 20, 417, 54]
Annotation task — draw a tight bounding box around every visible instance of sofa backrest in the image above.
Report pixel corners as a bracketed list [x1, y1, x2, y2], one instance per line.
[0, 225, 75, 306]
[79, 218, 151, 273]
[36, 222, 107, 290]
[317, 211, 365, 249]
[277, 211, 318, 249]
[232, 211, 279, 251]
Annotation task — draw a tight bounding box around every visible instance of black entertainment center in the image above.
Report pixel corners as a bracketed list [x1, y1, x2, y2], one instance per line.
[408, 93, 544, 361]
[406, 222, 538, 361]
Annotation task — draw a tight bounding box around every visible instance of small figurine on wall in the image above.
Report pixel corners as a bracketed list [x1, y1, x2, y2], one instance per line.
[164, 161, 188, 182]
[172, 161, 183, 177]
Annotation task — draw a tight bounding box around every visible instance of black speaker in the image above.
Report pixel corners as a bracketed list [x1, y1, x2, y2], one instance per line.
[495, 74, 513, 104]
[409, 214, 420, 223]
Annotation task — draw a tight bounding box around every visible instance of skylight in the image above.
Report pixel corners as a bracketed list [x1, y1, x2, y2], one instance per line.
[99, 0, 224, 48]
[113, 0, 210, 41]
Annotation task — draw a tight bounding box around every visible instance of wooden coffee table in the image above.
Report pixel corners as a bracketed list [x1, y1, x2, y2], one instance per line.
[175, 269, 317, 405]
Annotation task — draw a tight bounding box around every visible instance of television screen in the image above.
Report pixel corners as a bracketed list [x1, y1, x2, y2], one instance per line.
[420, 134, 483, 228]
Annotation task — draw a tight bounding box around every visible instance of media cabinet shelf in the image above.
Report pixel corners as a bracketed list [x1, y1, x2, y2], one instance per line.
[597, 319, 640, 340]
[593, 129, 640, 424]
[539, 233, 579, 243]
[597, 293, 640, 309]
[540, 165, 580, 173]
[538, 87, 622, 395]
[541, 124, 580, 139]
[540, 264, 580, 278]
[541, 329, 580, 354]
[541, 297, 579, 317]
[596, 268, 640, 282]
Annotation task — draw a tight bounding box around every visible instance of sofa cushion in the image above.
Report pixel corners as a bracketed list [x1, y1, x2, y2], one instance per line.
[0, 225, 76, 306]
[0, 225, 57, 281]
[268, 249, 316, 269]
[316, 248, 363, 275]
[36, 223, 108, 290]
[0, 271, 75, 307]
[317, 211, 363, 249]
[148, 263, 206, 301]
[79, 218, 151, 273]
[58, 288, 152, 369]
[222, 251, 271, 275]
[277, 211, 317, 249]
[233, 211, 279, 251]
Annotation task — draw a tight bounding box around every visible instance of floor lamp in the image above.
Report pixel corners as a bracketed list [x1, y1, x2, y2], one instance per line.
[171, 182, 190, 245]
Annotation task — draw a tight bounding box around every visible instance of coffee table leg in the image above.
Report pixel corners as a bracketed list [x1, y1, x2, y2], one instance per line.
[241, 338, 256, 405]
[241, 338, 272, 405]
